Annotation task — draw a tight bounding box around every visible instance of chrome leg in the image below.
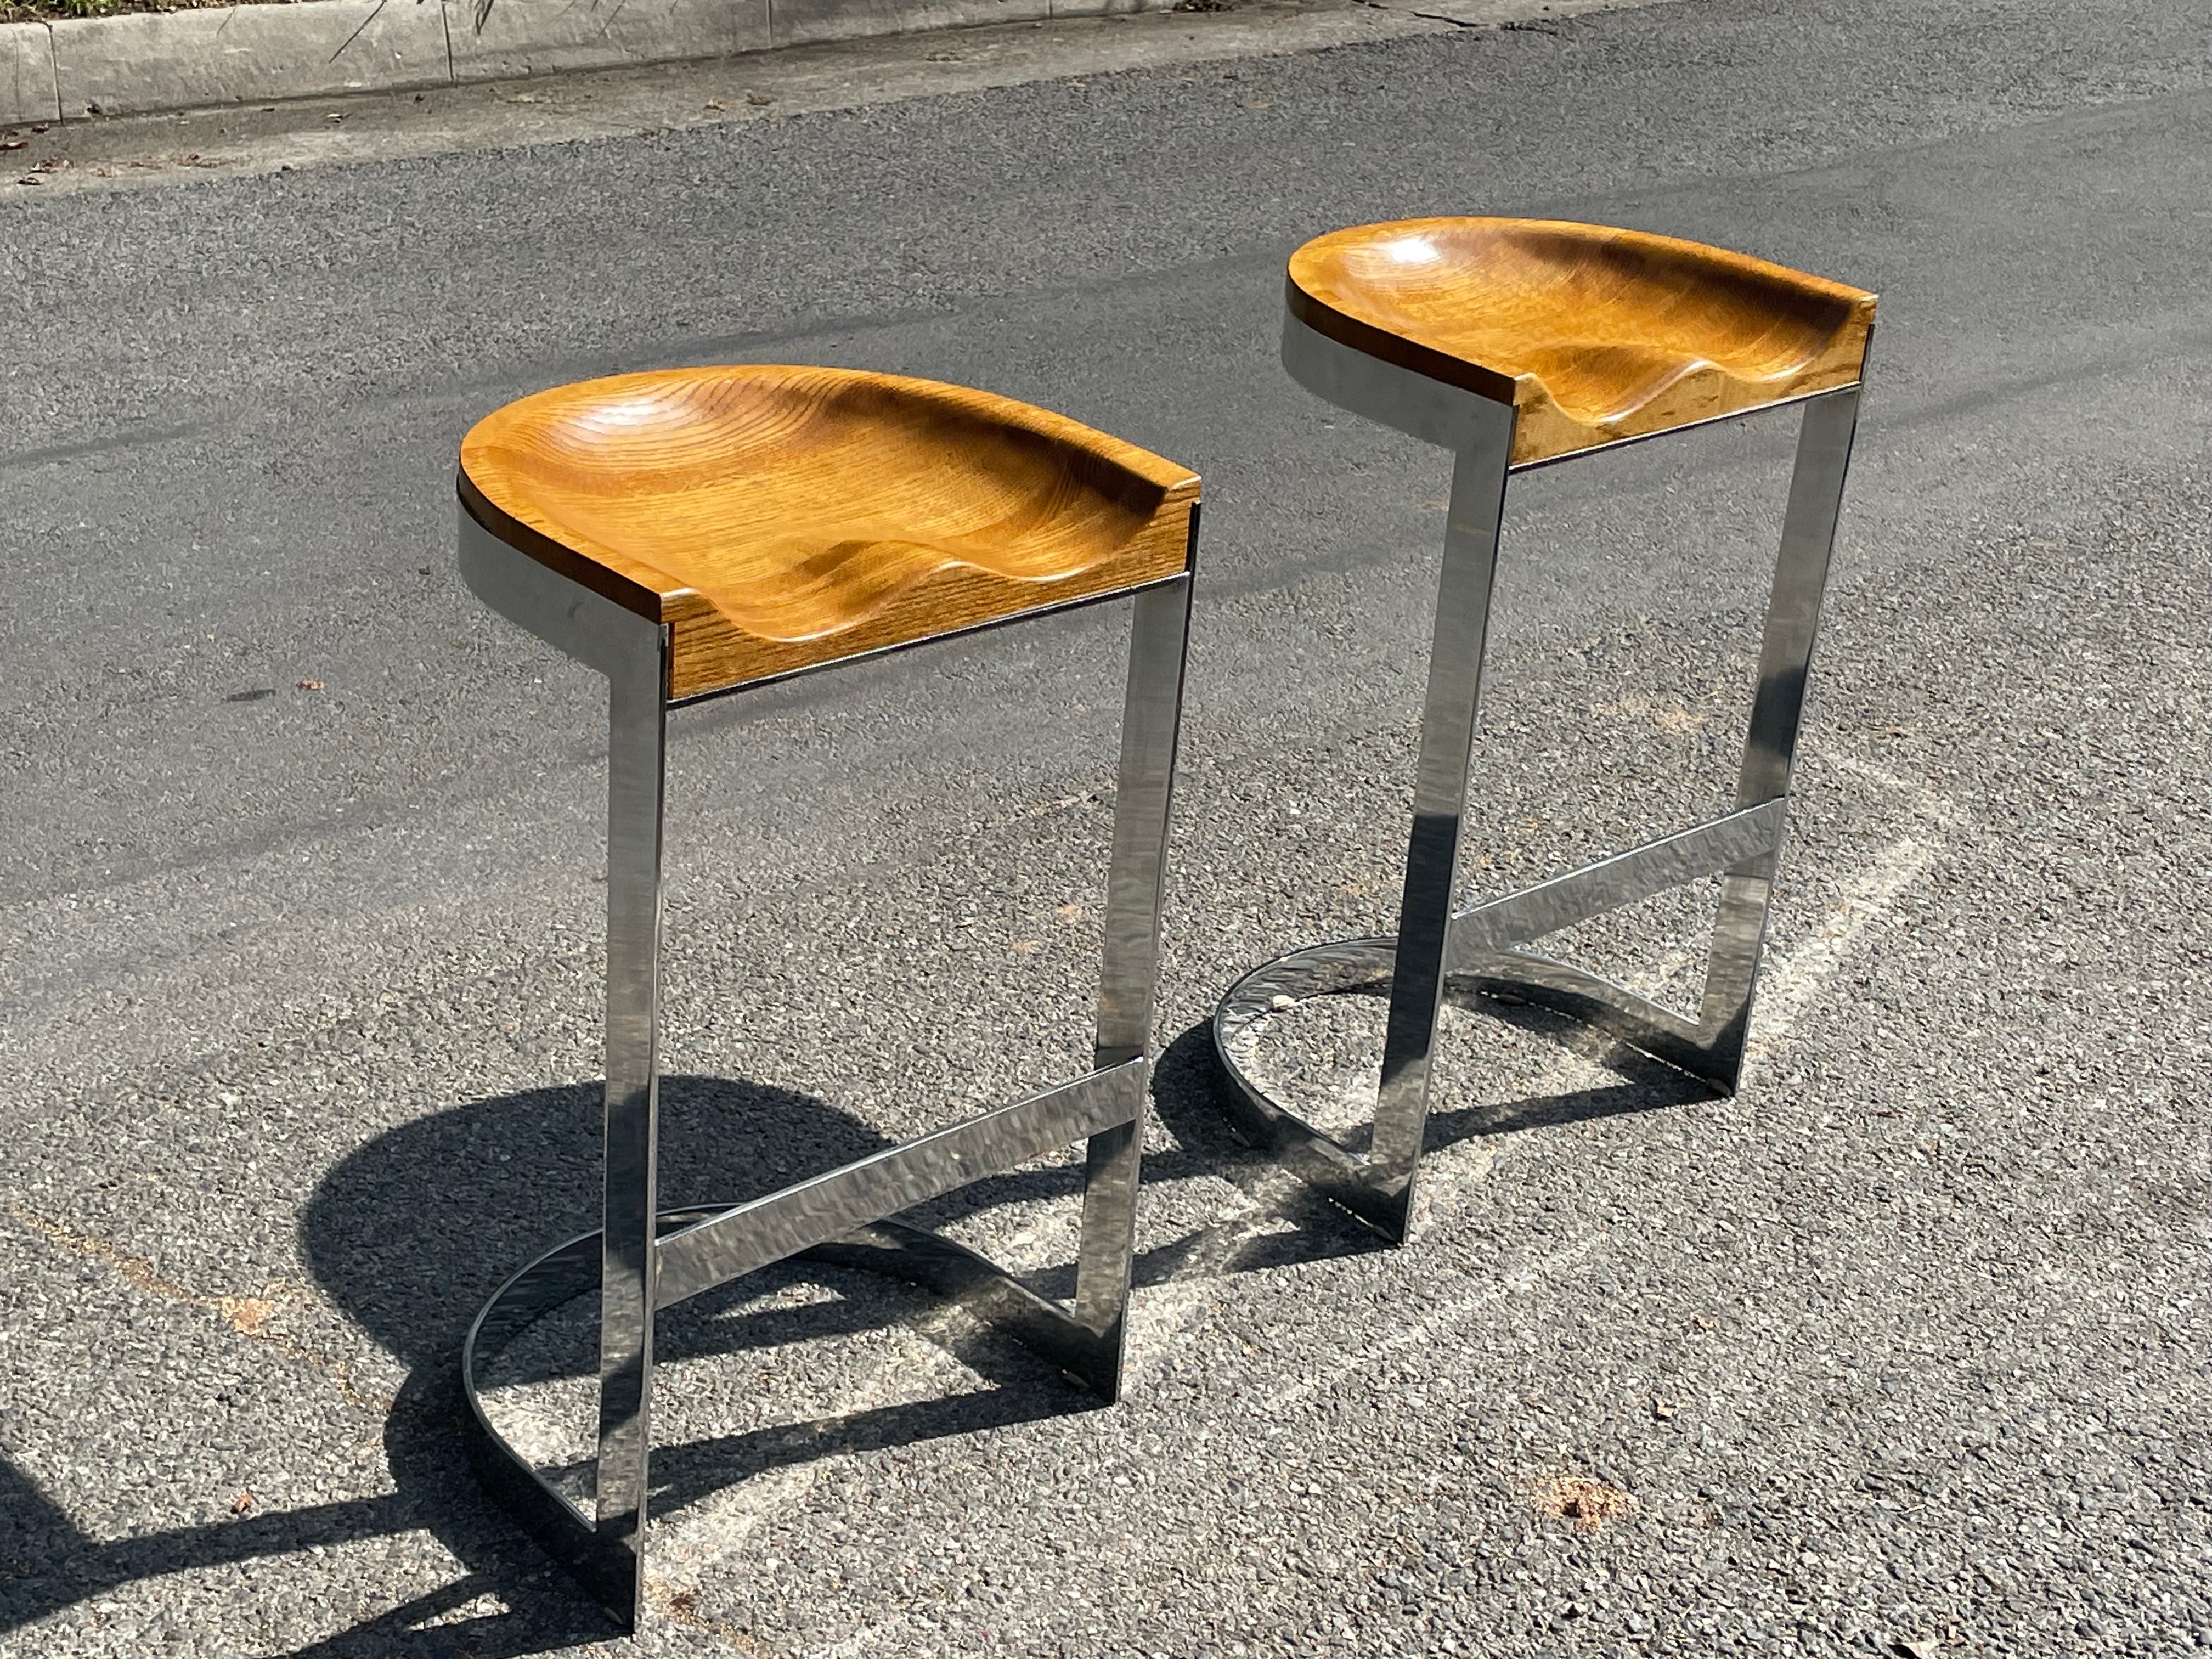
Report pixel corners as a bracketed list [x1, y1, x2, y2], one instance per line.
[1070, 575, 1194, 1396]
[1697, 385, 1863, 1088]
[594, 620, 672, 1629]
[1368, 411, 1516, 1240]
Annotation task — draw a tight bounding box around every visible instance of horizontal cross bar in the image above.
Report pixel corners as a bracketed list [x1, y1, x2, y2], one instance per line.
[1446, 798, 1787, 972]
[653, 1059, 1147, 1311]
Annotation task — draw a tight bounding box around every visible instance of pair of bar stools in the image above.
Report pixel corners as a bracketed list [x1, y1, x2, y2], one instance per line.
[455, 217, 1876, 1628]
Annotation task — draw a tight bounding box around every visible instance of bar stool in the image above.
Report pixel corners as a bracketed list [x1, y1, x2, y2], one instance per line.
[1214, 217, 1875, 1243]
[454, 364, 1199, 1630]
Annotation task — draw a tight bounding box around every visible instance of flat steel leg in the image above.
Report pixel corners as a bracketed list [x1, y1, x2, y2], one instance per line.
[1697, 385, 1863, 1088]
[594, 623, 672, 1629]
[1368, 414, 1515, 1240]
[1070, 576, 1194, 1397]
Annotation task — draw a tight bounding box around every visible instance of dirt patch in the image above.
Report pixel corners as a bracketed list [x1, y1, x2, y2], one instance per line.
[1535, 1474, 1638, 1531]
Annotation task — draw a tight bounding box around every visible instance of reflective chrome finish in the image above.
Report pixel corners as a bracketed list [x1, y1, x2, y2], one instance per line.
[458, 496, 1195, 1632]
[594, 614, 670, 1625]
[654, 1062, 1144, 1309]
[1073, 577, 1193, 1391]
[460, 505, 675, 1624]
[1694, 386, 1863, 1086]
[1217, 341, 1863, 1240]
[1282, 311, 1500, 453]
[1209, 804, 1793, 1231]
[1369, 413, 1514, 1240]
[459, 1212, 1127, 1625]
[1444, 799, 1787, 971]
[458, 507, 655, 680]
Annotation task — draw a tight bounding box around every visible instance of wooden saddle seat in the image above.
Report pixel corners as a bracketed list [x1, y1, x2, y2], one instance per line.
[1287, 217, 1877, 466]
[459, 364, 1201, 701]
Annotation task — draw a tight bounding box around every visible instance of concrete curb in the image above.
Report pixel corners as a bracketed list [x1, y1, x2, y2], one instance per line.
[1, 0, 1178, 124]
[1, 19, 57, 122]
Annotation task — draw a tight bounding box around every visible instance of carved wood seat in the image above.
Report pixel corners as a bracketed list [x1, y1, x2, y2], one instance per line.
[459, 364, 1201, 700]
[1286, 217, 1877, 466]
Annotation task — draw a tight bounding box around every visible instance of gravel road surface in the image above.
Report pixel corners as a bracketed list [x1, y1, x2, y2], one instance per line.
[2, 0, 2209, 1653]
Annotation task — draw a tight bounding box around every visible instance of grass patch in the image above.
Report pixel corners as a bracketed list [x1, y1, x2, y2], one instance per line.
[3, 0, 292, 23]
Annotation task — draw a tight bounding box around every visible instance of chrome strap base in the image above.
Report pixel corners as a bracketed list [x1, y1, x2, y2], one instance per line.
[1211, 927, 1745, 1243]
[1213, 794, 1795, 1243]
[463, 1196, 1132, 1632]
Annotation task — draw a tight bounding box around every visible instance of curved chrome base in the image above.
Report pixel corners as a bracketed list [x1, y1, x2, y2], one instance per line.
[1212, 935, 1735, 1242]
[462, 1209, 1117, 1626]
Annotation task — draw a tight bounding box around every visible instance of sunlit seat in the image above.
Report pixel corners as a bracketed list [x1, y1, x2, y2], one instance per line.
[1285, 216, 1877, 464]
[460, 364, 1200, 699]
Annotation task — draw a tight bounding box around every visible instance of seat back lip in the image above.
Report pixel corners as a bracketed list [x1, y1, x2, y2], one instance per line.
[457, 469, 689, 625]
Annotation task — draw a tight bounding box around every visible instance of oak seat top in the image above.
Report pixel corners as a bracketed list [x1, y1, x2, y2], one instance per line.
[460, 365, 1200, 701]
[1287, 217, 1877, 465]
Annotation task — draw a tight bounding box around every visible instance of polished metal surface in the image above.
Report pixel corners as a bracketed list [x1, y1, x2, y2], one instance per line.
[1444, 799, 1787, 970]
[1369, 415, 1514, 1239]
[462, 498, 674, 1623]
[1212, 932, 1729, 1230]
[654, 1060, 1145, 1308]
[1221, 317, 1864, 1240]
[1280, 311, 1501, 453]
[458, 503, 1195, 1631]
[459, 504, 656, 680]
[1211, 935, 1406, 1233]
[460, 1211, 1124, 1631]
[593, 620, 671, 1627]
[1071, 575, 1194, 1390]
[1210, 801, 1795, 1233]
[1692, 385, 1863, 1087]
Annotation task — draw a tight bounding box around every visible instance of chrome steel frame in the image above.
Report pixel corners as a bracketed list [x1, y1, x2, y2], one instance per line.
[1212, 313, 1864, 1242]
[457, 508, 1194, 1631]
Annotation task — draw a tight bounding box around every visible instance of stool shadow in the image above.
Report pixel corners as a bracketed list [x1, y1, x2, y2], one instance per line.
[0, 1015, 1713, 1655]
[268, 1052, 1399, 1650]
[1424, 994, 1723, 1142]
[287, 1071, 1113, 1651]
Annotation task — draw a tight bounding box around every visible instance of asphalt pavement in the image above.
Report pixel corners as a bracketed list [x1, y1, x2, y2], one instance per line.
[2, 0, 2210, 1654]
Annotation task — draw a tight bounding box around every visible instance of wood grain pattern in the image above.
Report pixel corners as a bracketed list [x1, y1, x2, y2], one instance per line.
[1288, 218, 1877, 465]
[460, 365, 1200, 700]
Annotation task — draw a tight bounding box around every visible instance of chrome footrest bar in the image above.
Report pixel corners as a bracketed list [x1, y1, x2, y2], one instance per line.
[1444, 798, 1786, 970]
[656, 1062, 1144, 1309]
